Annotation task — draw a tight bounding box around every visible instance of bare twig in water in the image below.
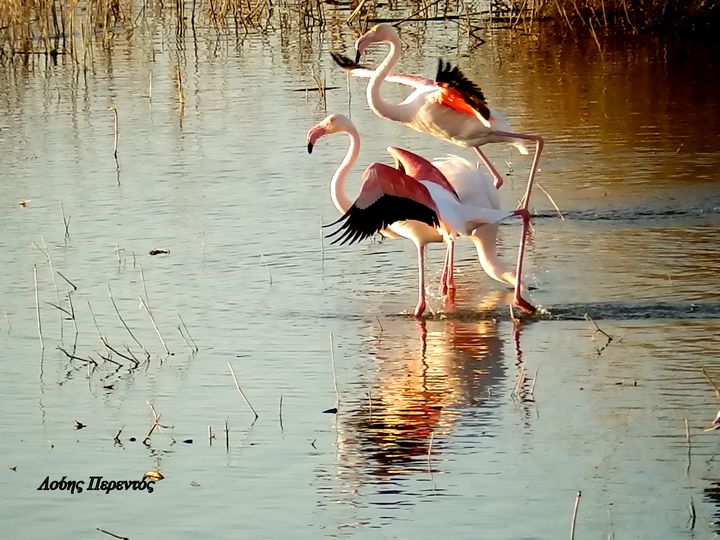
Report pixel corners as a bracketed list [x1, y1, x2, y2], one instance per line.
[685, 418, 691, 476]
[279, 395, 284, 431]
[34, 266, 44, 351]
[224, 418, 229, 452]
[143, 401, 172, 445]
[46, 301, 72, 318]
[688, 497, 696, 529]
[57, 271, 77, 291]
[228, 362, 259, 420]
[138, 264, 152, 315]
[56, 346, 98, 368]
[585, 313, 613, 342]
[584, 313, 613, 356]
[208, 425, 214, 446]
[570, 490, 581, 540]
[88, 301, 106, 350]
[97, 352, 122, 368]
[536, 182, 565, 221]
[101, 337, 139, 367]
[108, 106, 119, 160]
[113, 426, 124, 446]
[330, 332, 340, 411]
[701, 367, 720, 403]
[178, 315, 199, 353]
[108, 285, 150, 359]
[60, 201, 70, 237]
[139, 297, 170, 356]
[96, 528, 129, 540]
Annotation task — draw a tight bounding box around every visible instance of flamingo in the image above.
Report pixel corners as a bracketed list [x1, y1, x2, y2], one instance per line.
[331, 23, 544, 199]
[306, 114, 535, 316]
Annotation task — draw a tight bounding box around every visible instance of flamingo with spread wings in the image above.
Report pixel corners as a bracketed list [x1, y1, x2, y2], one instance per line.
[331, 23, 544, 202]
[306, 114, 535, 316]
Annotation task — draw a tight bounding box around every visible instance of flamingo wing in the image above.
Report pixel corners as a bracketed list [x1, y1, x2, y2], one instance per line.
[325, 163, 440, 245]
[330, 52, 434, 89]
[433, 60, 492, 127]
[386, 146, 460, 201]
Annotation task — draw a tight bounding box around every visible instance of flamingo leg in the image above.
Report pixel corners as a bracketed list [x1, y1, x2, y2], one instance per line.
[440, 242, 450, 295]
[490, 131, 545, 209]
[446, 240, 455, 291]
[414, 243, 427, 318]
[440, 240, 456, 295]
[495, 132, 543, 314]
[473, 147, 505, 189]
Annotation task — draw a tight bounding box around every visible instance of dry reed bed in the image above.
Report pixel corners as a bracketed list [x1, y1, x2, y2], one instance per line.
[1, 0, 717, 62]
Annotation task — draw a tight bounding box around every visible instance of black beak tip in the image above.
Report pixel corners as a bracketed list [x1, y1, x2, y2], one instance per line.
[307, 142, 314, 154]
[354, 50, 362, 64]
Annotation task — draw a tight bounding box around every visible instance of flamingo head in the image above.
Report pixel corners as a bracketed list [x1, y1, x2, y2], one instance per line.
[306, 114, 354, 154]
[354, 23, 399, 62]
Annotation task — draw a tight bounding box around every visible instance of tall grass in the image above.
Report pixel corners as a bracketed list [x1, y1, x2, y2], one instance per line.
[0, 0, 717, 62]
[506, 0, 720, 34]
[0, 0, 133, 60]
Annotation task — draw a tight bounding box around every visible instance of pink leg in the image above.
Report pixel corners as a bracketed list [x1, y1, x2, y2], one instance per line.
[473, 147, 505, 189]
[491, 132, 543, 314]
[414, 243, 426, 318]
[440, 243, 450, 295]
[445, 240, 455, 291]
[491, 131, 545, 209]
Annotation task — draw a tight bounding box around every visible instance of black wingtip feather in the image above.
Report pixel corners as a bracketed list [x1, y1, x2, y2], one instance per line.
[435, 58, 490, 121]
[324, 195, 440, 247]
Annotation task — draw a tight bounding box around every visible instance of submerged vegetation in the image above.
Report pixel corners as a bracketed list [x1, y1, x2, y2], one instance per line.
[0, 0, 717, 62]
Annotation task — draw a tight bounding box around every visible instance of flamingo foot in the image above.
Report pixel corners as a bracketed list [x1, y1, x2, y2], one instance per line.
[493, 176, 504, 190]
[513, 295, 536, 315]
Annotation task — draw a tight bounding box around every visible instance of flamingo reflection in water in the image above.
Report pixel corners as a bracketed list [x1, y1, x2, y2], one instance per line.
[314, 292, 535, 514]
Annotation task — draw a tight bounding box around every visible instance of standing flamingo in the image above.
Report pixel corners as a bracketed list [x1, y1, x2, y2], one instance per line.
[331, 23, 544, 196]
[390, 148, 534, 313]
[306, 114, 534, 316]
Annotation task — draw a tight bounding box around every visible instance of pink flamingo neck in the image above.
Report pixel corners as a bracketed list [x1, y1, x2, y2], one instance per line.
[331, 125, 361, 214]
[470, 226, 516, 288]
[367, 35, 414, 123]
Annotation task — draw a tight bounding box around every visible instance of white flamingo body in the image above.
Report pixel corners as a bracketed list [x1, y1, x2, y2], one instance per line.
[306, 114, 533, 316]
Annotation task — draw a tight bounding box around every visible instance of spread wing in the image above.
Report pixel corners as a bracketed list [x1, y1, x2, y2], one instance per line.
[325, 163, 440, 245]
[434, 59, 492, 127]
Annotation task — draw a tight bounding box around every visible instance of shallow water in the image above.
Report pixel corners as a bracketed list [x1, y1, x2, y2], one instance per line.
[1, 13, 720, 539]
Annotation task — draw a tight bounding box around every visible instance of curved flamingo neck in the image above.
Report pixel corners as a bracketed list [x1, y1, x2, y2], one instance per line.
[367, 36, 414, 123]
[331, 125, 360, 214]
[470, 228, 517, 288]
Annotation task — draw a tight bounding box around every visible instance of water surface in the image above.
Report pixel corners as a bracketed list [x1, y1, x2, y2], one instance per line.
[1, 14, 719, 539]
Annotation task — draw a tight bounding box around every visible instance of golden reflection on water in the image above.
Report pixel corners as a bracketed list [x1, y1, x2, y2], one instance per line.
[330, 291, 516, 493]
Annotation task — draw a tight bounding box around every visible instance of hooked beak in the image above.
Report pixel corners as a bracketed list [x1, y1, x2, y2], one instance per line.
[354, 50, 362, 64]
[307, 141, 314, 154]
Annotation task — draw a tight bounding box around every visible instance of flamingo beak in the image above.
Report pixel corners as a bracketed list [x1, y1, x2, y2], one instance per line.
[354, 50, 362, 64]
[307, 141, 314, 154]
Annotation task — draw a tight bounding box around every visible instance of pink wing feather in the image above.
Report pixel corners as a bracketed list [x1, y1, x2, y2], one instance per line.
[386, 147, 460, 201]
[325, 163, 440, 245]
